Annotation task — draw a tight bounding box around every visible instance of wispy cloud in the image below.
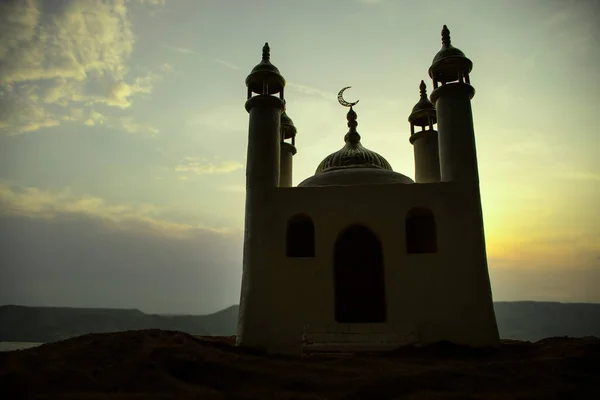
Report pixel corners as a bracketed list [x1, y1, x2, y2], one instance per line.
[163, 44, 240, 70]
[131, 0, 167, 5]
[59, 109, 159, 135]
[175, 157, 244, 176]
[286, 82, 336, 101]
[212, 58, 241, 71]
[164, 45, 200, 55]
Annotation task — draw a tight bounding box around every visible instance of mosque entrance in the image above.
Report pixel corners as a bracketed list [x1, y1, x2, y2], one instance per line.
[334, 225, 386, 323]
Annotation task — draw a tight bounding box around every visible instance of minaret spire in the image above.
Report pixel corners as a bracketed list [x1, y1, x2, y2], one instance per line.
[419, 80, 427, 98]
[441, 25, 451, 46]
[344, 107, 361, 144]
[262, 42, 270, 61]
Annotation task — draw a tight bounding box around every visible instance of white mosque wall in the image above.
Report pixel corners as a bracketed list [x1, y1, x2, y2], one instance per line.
[237, 181, 500, 353]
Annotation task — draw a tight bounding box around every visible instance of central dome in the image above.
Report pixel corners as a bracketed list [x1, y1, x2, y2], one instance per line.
[299, 105, 413, 187]
[314, 107, 392, 175]
[315, 137, 392, 174]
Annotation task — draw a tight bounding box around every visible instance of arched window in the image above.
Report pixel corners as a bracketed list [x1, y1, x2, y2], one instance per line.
[286, 214, 315, 257]
[405, 208, 437, 254]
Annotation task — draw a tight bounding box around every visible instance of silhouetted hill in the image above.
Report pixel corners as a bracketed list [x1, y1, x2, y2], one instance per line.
[1, 302, 599, 343]
[0, 304, 238, 343]
[493, 301, 600, 341]
[1, 330, 598, 399]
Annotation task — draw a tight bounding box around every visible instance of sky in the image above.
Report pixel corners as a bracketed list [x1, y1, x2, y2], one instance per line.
[0, 0, 599, 315]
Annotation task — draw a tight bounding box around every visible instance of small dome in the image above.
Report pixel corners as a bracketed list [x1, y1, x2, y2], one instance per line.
[429, 25, 473, 84]
[314, 107, 392, 174]
[281, 110, 297, 139]
[245, 43, 285, 95]
[408, 80, 436, 127]
[300, 167, 413, 187]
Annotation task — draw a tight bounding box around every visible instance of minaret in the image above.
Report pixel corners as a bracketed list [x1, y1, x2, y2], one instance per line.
[429, 25, 478, 183]
[237, 43, 286, 349]
[408, 80, 440, 183]
[428, 26, 500, 346]
[279, 106, 297, 187]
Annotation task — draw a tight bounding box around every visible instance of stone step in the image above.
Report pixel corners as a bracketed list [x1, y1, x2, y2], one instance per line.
[303, 342, 402, 353]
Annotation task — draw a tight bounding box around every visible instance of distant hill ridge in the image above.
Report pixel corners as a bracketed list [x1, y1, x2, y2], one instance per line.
[1, 302, 598, 343]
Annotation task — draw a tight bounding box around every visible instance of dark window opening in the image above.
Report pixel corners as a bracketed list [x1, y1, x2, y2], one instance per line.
[334, 225, 386, 323]
[286, 214, 315, 257]
[406, 208, 437, 254]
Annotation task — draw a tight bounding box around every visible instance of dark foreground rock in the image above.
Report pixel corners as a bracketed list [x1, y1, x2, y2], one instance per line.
[0, 329, 598, 399]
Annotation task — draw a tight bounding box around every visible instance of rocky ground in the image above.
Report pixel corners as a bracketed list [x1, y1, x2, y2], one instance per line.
[0, 330, 598, 399]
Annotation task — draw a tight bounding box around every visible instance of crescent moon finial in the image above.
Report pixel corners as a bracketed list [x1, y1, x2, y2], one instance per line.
[337, 86, 359, 108]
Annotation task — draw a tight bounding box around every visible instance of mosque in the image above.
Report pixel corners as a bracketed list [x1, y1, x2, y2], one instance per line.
[237, 26, 500, 355]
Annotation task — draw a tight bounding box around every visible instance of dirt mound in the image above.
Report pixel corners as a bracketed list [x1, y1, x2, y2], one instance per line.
[1, 329, 598, 399]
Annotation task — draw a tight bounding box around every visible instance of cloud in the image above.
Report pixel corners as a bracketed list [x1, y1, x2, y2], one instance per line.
[0, 181, 235, 238]
[0, 0, 133, 85]
[0, 0, 166, 135]
[0, 83, 62, 134]
[175, 157, 244, 176]
[82, 111, 107, 127]
[114, 117, 160, 135]
[164, 45, 199, 56]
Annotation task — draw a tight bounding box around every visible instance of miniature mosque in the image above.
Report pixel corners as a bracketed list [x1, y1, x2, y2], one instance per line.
[236, 26, 500, 355]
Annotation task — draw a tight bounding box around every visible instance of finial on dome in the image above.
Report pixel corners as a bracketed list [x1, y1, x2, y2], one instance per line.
[336, 86, 361, 143]
[262, 42, 270, 61]
[442, 25, 451, 46]
[408, 80, 436, 126]
[428, 25, 473, 85]
[344, 106, 361, 144]
[419, 80, 427, 98]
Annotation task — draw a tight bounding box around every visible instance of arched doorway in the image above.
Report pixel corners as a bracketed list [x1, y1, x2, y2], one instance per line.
[334, 225, 386, 323]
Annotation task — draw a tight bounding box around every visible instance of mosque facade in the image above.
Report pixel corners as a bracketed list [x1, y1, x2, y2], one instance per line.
[237, 26, 500, 355]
